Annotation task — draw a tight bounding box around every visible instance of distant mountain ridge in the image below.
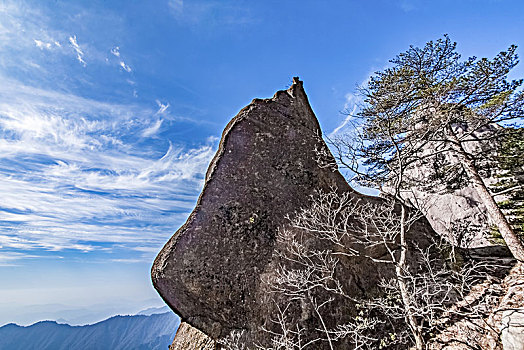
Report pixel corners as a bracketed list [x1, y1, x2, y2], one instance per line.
[0, 298, 167, 327]
[0, 311, 180, 350]
[135, 305, 170, 316]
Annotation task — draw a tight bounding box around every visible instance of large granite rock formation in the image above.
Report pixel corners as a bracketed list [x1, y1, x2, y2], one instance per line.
[403, 187, 492, 246]
[388, 124, 508, 248]
[152, 78, 348, 337]
[152, 78, 437, 348]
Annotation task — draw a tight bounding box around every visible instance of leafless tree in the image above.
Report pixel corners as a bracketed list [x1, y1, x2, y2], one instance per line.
[254, 190, 493, 350]
[218, 330, 248, 350]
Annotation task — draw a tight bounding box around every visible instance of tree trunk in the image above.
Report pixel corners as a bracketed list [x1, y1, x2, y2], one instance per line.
[447, 126, 524, 261]
[397, 205, 425, 350]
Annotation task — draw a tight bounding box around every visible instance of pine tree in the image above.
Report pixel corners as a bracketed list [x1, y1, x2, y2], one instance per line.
[332, 35, 524, 261]
[491, 128, 524, 239]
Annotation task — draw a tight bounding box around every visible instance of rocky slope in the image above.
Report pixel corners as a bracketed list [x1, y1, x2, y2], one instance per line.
[392, 123, 507, 248]
[427, 262, 524, 350]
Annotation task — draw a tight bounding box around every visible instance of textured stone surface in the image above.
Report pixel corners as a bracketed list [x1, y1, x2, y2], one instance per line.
[425, 257, 519, 350]
[499, 263, 524, 350]
[152, 78, 351, 338]
[408, 188, 492, 246]
[169, 322, 215, 350]
[501, 309, 524, 350]
[393, 124, 504, 248]
[152, 79, 437, 347]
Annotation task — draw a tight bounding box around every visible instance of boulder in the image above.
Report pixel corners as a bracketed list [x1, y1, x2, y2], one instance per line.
[152, 78, 437, 348]
[499, 263, 524, 350]
[152, 78, 350, 338]
[390, 124, 506, 248]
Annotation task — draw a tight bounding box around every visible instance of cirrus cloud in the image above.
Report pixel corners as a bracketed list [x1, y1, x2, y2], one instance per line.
[0, 77, 215, 262]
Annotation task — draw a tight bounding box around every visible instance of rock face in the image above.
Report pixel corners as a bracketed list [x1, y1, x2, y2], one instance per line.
[169, 322, 215, 350]
[152, 78, 437, 347]
[426, 261, 522, 350]
[499, 263, 524, 350]
[394, 124, 504, 248]
[406, 187, 492, 246]
[152, 78, 350, 338]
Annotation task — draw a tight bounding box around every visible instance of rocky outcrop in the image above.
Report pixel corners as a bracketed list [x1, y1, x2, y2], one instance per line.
[497, 263, 524, 350]
[152, 78, 349, 339]
[393, 124, 504, 248]
[169, 323, 215, 350]
[427, 262, 523, 349]
[404, 187, 493, 247]
[152, 78, 437, 348]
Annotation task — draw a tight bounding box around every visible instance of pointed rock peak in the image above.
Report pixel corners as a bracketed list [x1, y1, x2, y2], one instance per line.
[246, 77, 320, 136]
[152, 80, 348, 338]
[288, 76, 304, 96]
[152, 79, 440, 349]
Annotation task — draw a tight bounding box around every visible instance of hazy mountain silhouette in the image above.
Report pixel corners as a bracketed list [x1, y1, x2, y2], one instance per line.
[0, 311, 180, 350]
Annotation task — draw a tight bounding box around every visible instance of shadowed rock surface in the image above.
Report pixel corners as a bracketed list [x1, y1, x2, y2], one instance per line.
[152, 78, 351, 338]
[152, 78, 437, 347]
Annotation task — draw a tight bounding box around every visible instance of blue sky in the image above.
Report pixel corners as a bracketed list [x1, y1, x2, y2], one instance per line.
[1, 0, 523, 325]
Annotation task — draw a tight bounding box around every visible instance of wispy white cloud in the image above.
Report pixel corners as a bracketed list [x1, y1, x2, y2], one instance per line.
[1, 1, 132, 74]
[34, 39, 52, 50]
[0, 2, 68, 72]
[142, 119, 164, 137]
[0, 252, 39, 267]
[0, 78, 215, 259]
[111, 46, 132, 73]
[69, 35, 86, 66]
[0, 1, 215, 265]
[111, 46, 121, 57]
[155, 100, 170, 114]
[119, 60, 132, 72]
[329, 93, 360, 137]
[328, 72, 377, 137]
[110, 258, 146, 263]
